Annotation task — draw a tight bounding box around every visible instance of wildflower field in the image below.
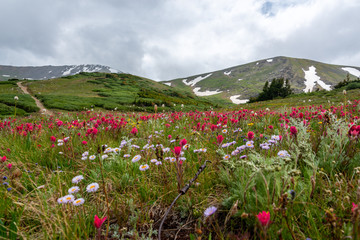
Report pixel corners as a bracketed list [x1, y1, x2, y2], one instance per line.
[1, 97, 360, 239]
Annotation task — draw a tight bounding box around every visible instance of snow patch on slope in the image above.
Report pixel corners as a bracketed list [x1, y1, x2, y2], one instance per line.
[193, 87, 222, 96]
[62, 66, 76, 76]
[224, 70, 232, 76]
[163, 82, 171, 86]
[109, 68, 119, 73]
[302, 66, 331, 93]
[267, 59, 273, 62]
[182, 73, 212, 87]
[2, 75, 10, 77]
[342, 67, 360, 77]
[230, 95, 249, 104]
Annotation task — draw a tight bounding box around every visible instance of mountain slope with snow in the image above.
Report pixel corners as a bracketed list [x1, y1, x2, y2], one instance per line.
[0, 64, 122, 80]
[163, 56, 360, 104]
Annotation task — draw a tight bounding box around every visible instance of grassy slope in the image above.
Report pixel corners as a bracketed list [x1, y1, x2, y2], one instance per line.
[23, 72, 217, 112]
[0, 81, 39, 116]
[232, 88, 360, 113]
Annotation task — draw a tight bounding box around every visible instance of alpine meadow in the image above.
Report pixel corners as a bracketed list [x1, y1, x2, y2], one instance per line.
[1, 1, 360, 239]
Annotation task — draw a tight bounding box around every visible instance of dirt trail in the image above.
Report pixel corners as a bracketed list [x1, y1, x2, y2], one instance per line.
[17, 82, 53, 116]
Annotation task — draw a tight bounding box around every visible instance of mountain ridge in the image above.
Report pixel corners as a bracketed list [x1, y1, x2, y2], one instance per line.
[0, 64, 122, 81]
[162, 56, 360, 104]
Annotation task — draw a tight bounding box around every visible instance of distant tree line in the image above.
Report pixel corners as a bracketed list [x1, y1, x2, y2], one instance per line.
[249, 78, 292, 102]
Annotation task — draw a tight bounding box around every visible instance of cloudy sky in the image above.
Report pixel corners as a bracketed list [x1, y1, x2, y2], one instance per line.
[0, 0, 359, 81]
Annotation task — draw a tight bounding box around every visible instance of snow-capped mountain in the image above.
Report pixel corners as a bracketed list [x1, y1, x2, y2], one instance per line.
[163, 56, 360, 104]
[0, 64, 122, 80]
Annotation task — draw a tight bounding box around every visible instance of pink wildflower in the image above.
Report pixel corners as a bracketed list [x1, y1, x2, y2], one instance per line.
[94, 215, 107, 229]
[257, 211, 271, 227]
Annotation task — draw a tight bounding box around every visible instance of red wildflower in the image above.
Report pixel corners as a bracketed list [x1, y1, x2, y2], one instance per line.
[1, 156, 7, 162]
[268, 125, 273, 130]
[247, 131, 255, 140]
[257, 211, 270, 227]
[349, 125, 360, 138]
[217, 135, 224, 144]
[7, 163, 13, 169]
[82, 141, 88, 145]
[130, 127, 138, 135]
[180, 139, 187, 147]
[50, 136, 56, 142]
[352, 202, 358, 213]
[290, 126, 298, 136]
[173, 146, 182, 157]
[94, 215, 107, 229]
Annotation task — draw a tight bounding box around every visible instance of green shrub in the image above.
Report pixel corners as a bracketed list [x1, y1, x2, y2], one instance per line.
[346, 82, 360, 90]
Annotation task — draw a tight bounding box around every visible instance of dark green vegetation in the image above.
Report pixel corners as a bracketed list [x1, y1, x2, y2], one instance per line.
[24, 72, 218, 112]
[334, 73, 360, 90]
[249, 78, 292, 102]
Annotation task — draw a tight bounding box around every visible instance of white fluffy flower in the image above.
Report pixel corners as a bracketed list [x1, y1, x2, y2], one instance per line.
[86, 183, 99, 192]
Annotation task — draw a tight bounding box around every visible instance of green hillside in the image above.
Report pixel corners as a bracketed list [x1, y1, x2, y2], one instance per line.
[22, 72, 219, 112]
[164, 56, 360, 103]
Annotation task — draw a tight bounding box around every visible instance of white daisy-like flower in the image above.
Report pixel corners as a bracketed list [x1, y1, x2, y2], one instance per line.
[57, 142, 64, 146]
[200, 148, 207, 152]
[139, 164, 149, 171]
[222, 129, 228, 134]
[63, 194, 75, 203]
[72, 175, 84, 184]
[123, 154, 130, 158]
[113, 148, 120, 154]
[163, 147, 170, 152]
[183, 144, 190, 150]
[170, 157, 176, 162]
[231, 150, 240, 155]
[68, 186, 80, 194]
[57, 197, 65, 204]
[150, 159, 158, 163]
[204, 206, 217, 217]
[73, 198, 85, 206]
[86, 183, 99, 192]
[222, 143, 230, 148]
[132, 155, 141, 163]
[82, 151, 89, 157]
[81, 156, 87, 160]
[179, 157, 186, 161]
[245, 141, 254, 148]
[278, 150, 290, 158]
[271, 135, 281, 141]
[223, 155, 230, 160]
[89, 155, 96, 160]
[58, 139, 64, 143]
[101, 154, 108, 160]
[104, 147, 112, 153]
[156, 161, 162, 165]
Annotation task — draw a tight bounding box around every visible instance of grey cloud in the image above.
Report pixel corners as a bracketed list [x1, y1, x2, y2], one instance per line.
[0, 0, 359, 80]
